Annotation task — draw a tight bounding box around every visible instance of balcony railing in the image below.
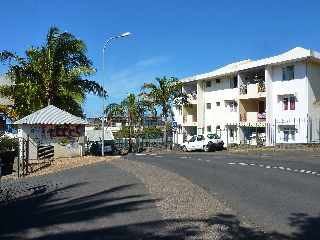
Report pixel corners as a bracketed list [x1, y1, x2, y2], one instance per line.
[240, 112, 266, 123]
[257, 112, 266, 122]
[240, 113, 247, 122]
[258, 82, 266, 93]
[240, 82, 266, 96]
[183, 114, 197, 125]
[186, 92, 197, 101]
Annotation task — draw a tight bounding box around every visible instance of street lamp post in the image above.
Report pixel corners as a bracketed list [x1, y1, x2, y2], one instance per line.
[101, 32, 131, 156]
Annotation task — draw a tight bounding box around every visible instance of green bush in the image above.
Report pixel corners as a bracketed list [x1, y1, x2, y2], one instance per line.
[0, 136, 18, 153]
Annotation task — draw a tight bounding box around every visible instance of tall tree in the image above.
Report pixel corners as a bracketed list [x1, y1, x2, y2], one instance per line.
[0, 26, 106, 118]
[141, 76, 188, 147]
[105, 93, 145, 152]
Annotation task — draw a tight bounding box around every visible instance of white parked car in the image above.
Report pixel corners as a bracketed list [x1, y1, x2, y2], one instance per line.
[181, 134, 224, 152]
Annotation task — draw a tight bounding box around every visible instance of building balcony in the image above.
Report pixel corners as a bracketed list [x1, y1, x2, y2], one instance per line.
[240, 112, 266, 126]
[187, 93, 197, 104]
[183, 115, 197, 126]
[239, 83, 266, 99]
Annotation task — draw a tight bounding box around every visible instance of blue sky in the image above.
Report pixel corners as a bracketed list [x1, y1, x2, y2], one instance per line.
[1, 0, 320, 117]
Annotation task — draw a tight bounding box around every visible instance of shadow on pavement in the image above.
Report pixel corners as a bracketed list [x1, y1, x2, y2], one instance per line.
[1, 182, 319, 240]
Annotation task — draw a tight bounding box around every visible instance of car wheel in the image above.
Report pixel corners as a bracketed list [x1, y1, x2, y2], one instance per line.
[204, 145, 209, 152]
[182, 146, 188, 152]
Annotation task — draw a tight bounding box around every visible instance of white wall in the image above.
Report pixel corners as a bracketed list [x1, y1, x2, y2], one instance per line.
[197, 80, 205, 135]
[204, 77, 238, 130]
[178, 59, 320, 145]
[269, 61, 308, 143]
[18, 125, 85, 159]
[306, 61, 320, 142]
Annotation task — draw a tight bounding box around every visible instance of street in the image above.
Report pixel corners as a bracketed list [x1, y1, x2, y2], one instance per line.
[126, 151, 320, 238]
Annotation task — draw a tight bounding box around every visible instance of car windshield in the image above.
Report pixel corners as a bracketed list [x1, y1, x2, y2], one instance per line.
[189, 136, 196, 142]
[207, 134, 220, 139]
[197, 135, 205, 141]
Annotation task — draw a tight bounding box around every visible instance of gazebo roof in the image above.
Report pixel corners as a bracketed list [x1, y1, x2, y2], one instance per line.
[14, 105, 87, 125]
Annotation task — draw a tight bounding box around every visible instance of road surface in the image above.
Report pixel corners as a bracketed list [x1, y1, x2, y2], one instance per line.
[126, 151, 320, 239]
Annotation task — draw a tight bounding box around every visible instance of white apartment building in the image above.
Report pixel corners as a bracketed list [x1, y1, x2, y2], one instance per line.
[173, 47, 320, 146]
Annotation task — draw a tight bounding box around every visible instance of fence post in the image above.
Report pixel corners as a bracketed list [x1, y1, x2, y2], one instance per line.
[25, 135, 29, 175]
[318, 119, 320, 143]
[274, 119, 277, 146]
[17, 137, 20, 178]
[226, 127, 229, 147]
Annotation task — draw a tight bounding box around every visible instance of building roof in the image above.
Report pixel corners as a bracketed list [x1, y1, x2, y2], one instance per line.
[14, 105, 88, 125]
[182, 47, 320, 82]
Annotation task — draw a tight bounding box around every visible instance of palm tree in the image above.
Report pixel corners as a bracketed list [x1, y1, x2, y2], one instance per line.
[105, 93, 145, 152]
[141, 76, 188, 147]
[0, 26, 106, 118]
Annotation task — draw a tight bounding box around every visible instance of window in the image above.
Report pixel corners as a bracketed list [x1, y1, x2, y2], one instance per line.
[283, 97, 288, 110]
[197, 135, 205, 141]
[206, 103, 211, 109]
[229, 129, 234, 138]
[290, 97, 295, 110]
[206, 81, 211, 88]
[189, 136, 196, 142]
[230, 76, 238, 88]
[207, 133, 220, 139]
[207, 125, 212, 132]
[216, 102, 220, 107]
[283, 96, 295, 111]
[216, 79, 221, 84]
[282, 65, 295, 81]
[283, 127, 296, 142]
[225, 100, 237, 112]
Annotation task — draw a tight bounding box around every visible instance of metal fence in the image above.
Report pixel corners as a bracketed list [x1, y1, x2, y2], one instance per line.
[114, 136, 173, 153]
[219, 117, 320, 146]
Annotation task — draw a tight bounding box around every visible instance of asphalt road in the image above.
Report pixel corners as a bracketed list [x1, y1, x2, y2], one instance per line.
[126, 151, 320, 239]
[0, 162, 165, 240]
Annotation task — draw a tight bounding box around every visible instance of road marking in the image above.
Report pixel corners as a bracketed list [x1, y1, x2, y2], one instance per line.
[205, 159, 210, 162]
[227, 162, 319, 177]
[239, 162, 248, 166]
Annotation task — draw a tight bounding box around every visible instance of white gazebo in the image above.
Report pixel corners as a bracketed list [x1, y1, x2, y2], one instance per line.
[14, 105, 87, 159]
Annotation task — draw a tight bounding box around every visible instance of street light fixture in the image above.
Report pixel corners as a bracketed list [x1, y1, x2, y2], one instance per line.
[101, 32, 132, 156]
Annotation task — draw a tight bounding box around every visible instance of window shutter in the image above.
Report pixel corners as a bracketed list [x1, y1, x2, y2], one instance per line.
[283, 98, 288, 110]
[290, 97, 295, 110]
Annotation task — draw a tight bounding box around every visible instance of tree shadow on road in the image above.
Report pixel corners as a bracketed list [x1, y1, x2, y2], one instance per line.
[1, 182, 320, 240]
[206, 212, 320, 240]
